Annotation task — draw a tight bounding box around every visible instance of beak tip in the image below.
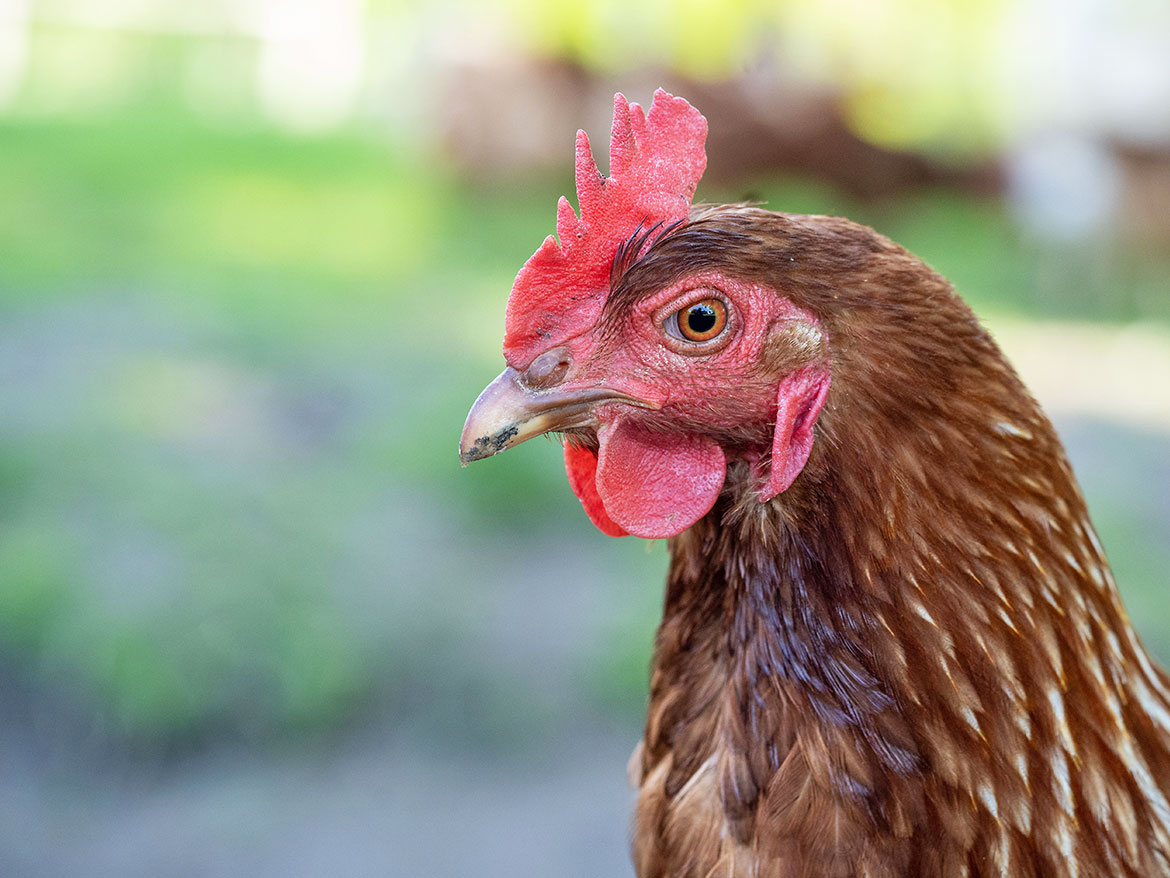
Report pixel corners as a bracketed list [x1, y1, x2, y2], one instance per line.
[459, 425, 519, 466]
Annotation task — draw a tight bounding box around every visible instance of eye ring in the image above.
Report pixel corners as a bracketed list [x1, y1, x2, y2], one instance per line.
[653, 286, 738, 356]
[669, 298, 728, 343]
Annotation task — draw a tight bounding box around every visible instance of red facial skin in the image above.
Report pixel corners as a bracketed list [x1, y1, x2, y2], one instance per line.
[489, 92, 828, 539]
[547, 270, 831, 539]
[502, 91, 707, 369]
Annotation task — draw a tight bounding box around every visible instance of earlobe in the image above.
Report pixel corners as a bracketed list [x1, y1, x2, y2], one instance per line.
[759, 366, 831, 500]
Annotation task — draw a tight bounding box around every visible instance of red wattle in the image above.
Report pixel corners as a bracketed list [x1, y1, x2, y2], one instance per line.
[564, 443, 629, 537]
[595, 415, 726, 539]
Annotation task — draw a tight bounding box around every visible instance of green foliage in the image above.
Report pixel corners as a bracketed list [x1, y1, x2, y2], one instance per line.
[0, 107, 1166, 750]
[0, 107, 579, 745]
[0, 110, 441, 296]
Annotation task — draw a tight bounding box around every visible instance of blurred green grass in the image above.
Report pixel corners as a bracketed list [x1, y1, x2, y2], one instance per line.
[0, 107, 1167, 749]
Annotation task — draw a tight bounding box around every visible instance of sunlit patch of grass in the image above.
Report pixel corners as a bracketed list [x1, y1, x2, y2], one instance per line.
[0, 109, 445, 300]
[162, 170, 438, 281]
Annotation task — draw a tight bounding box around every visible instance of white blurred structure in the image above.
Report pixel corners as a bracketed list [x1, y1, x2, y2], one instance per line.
[0, 0, 405, 132]
[1007, 133, 1122, 242]
[1001, 0, 1170, 241]
[252, 0, 365, 131]
[3, 0, 1170, 243]
[0, 0, 30, 106]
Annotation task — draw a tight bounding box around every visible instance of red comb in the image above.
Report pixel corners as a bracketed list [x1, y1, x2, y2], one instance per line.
[502, 89, 708, 367]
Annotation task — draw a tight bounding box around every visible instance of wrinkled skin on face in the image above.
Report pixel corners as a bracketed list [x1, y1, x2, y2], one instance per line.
[459, 90, 830, 538]
[462, 268, 830, 538]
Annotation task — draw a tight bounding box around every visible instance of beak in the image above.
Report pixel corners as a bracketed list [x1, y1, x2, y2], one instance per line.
[460, 367, 650, 465]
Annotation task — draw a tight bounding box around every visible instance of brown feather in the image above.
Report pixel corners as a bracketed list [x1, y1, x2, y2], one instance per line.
[626, 207, 1170, 877]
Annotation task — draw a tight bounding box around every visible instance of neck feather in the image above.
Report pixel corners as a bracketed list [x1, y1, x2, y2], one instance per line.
[642, 397, 1170, 867]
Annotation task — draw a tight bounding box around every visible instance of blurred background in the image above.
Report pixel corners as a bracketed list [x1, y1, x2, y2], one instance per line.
[0, 0, 1168, 874]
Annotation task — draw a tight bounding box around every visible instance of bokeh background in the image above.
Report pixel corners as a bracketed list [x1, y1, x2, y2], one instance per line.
[1, 1, 1168, 875]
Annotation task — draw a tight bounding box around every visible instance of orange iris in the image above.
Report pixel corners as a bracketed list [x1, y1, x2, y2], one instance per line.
[677, 298, 727, 342]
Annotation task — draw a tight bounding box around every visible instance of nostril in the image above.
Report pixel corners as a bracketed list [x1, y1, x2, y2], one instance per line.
[521, 346, 572, 390]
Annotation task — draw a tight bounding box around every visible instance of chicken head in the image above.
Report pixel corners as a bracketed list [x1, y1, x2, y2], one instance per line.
[460, 90, 830, 539]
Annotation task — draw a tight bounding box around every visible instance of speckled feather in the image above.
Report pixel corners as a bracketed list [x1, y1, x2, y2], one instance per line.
[622, 206, 1170, 878]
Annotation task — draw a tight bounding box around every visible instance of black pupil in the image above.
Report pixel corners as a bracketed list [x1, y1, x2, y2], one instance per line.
[686, 303, 718, 335]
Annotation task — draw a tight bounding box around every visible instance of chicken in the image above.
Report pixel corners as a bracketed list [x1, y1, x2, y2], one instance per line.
[459, 90, 1170, 877]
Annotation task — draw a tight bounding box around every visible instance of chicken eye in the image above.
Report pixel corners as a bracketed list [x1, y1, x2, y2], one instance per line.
[673, 298, 728, 342]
